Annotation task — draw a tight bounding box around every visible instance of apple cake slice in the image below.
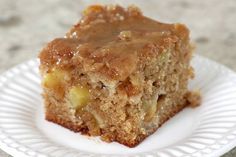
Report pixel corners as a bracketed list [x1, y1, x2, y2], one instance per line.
[39, 5, 200, 147]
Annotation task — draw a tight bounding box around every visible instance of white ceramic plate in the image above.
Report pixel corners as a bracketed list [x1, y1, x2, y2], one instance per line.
[0, 55, 236, 157]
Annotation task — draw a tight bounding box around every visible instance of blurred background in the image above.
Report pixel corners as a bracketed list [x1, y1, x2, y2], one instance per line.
[0, 0, 235, 156]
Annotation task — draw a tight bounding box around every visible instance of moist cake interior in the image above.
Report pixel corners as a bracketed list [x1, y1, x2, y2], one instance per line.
[39, 5, 201, 147]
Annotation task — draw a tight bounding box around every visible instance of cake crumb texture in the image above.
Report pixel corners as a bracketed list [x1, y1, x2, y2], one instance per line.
[39, 4, 201, 147]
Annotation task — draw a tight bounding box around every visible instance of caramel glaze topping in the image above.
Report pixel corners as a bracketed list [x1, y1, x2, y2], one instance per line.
[39, 5, 189, 82]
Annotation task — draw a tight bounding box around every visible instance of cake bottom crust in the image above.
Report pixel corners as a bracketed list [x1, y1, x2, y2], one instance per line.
[45, 102, 188, 147]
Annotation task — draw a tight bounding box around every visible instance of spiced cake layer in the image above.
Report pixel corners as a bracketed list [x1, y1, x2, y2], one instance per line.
[39, 5, 200, 147]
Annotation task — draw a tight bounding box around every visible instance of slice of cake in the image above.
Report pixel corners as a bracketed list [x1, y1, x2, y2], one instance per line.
[39, 5, 200, 147]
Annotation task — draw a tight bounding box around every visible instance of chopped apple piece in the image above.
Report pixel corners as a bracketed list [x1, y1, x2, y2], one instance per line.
[143, 101, 157, 122]
[43, 69, 67, 88]
[91, 111, 105, 128]
[69, 85, 90, 110]
[143, 94, 166, 122]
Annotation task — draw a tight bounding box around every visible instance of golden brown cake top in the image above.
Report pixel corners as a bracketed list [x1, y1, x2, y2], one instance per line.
[39, 5, 189, 82]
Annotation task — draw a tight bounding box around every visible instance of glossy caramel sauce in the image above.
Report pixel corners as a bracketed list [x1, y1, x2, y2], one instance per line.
[39, 5, 189, 81]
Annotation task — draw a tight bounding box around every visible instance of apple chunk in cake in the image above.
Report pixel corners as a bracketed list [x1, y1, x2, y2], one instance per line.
[39, 5, 200, 147]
